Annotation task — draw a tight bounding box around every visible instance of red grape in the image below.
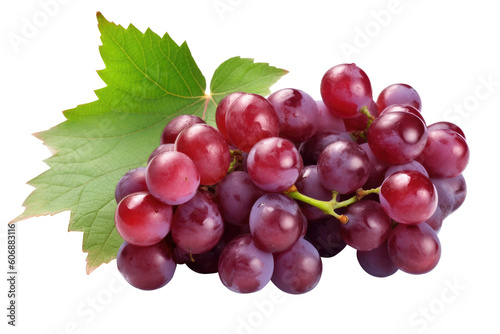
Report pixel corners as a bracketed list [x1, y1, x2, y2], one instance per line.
[218, 234, 274, 293]
[380, 171, 438, 225]
[320, 63, 373, 119]
[387, 223, 441, 274]
[376, 83, 421, 112]
[117, 240, 176, 290]
[175, 123, 230, 185]
[225, 93, 280, 152]
[146, 151, 200, 205]
[115, 192, 172, 246]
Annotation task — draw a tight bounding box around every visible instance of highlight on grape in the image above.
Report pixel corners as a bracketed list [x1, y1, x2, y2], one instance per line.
[113, 63, 469, 293]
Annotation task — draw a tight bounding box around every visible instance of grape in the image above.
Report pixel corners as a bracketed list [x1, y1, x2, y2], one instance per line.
[186, 237, 226, 274]
[171, 190, 224, 254]
[216, 92, 244, 143]
[343, 99, 379, 132]
[249, 193, 303, 253]
[315, 100, 347, 133]
[147, 143, 175, 164]
[416, 128, 469, 178]
[110, 64, 469, 292]
[186, 223, 247, 274]
[146, 151, 200, 205]
[299, 210, 308, 238]
[225, 93, 280, 152]
[115, 192, 172, 246]
[448, 174, 467, 212]
[175, 123, 231, 185]
[247, 137, 303, 192]
[341, 200, 392, 251]
[384, 160, 429, 179]
[367, 111, 427, 165]
[299, 130, 353, 166]
[268, 88, 319, 143]
[115, 167, 148, 203]
[426, 207, 445, 233]
[117, 240, 176, 290]
[360, 143, 389, 189]
[317, 140, 370, 194]
[428, 121, 466, 139]
[379, 104, 426, 125]
[357, 242, 398, 278]
[295, 165, 335, 220]
[172, 244, 191, 265]
[427, 175, 467, 229]
[387, 223, 441, 274]
[271, 238, 322, 294]
[160, 114, 205, 144]
[431, 178, 457, 218]
[379, 171, 438, 225]
[320, 63, 373, 118]
[218, 234, 274, 293]
[376, 83, 422, 112]
[214, 171, 265, 226]
[304, 216, 346, 257]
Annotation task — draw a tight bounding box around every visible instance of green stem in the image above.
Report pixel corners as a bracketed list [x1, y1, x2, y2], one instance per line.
[348, 106, 374, 142]
[227, 149, 243, 173]
[284, 186, 380, 224]
[359, 105, 375, 129]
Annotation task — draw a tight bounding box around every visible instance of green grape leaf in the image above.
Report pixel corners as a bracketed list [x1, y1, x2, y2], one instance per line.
[13, 12, 287, 274]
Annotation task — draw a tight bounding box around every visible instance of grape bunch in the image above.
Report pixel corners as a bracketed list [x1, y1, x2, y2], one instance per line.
[113, 63, 469, 293]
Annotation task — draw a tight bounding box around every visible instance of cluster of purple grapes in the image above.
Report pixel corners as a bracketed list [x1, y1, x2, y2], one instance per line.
[113, 63, 469, 294]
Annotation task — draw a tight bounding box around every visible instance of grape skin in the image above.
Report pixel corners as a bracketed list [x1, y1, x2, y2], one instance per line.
[376, 83, 422, 112]
[427, 121, 466, 139]
[171, 190, 224, 255]
[218, 234, 274, 294]
[367, 111, 428, 165]
[315, 100, 347, 133]
[387, 223, 441, 275]
[299, 130, 354, 166]
[225, 93, 280, 152]
[115, 191, 172, 247]
[268, 88, 319, 144]
[146, 151, 200, 205]
[304, 216, 346, 258]
[114, 167, 148, 203]
[384, 160, 429, 179]
[320, 63, 373, 119]
[317, 140, 370, 194]
[357, 242, 398, 278]
[341, 200, 392, 251]
[117, 240, 176, 290]
[214, 171, 265, 226]
[360, 143, 389, 189]
[175, 123, 231, 186]
[215, 92, 244, 143]
[271, 238, 322, 294]
[416, 128, 469, 178]
[379, 171, 438, 225]
[160, 114, 205, 145]
[247, 137, 303, 192]
[147, 143, 175, 164]
[379, 104, 426, 125]
[249, 193, 303, 253]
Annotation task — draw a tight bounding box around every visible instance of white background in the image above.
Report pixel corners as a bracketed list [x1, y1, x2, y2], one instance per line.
[1, 0, 498, 333]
